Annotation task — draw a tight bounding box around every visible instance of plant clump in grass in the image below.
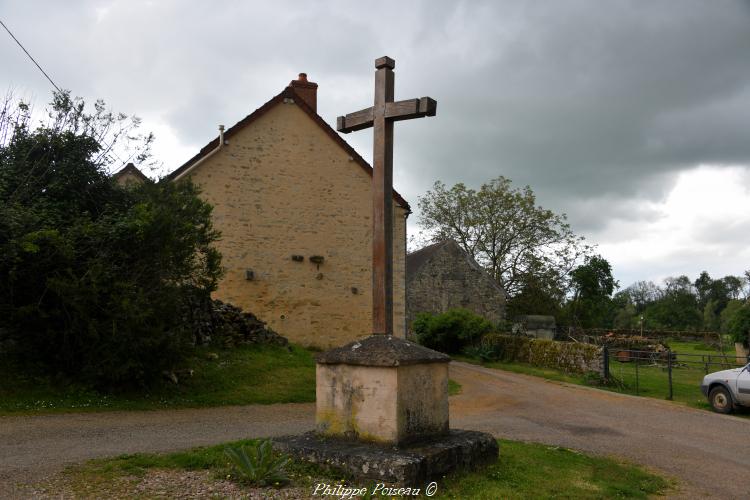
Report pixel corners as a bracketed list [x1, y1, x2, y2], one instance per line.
[448, 379, 462, 396]
[224, 440, 290, 486]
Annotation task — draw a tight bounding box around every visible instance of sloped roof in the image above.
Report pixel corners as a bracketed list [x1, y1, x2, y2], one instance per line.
[167, 86, 410, 211]
[406, 240, 450, 277]
[112, 162, 149, 183]
[407, 239, 506, 295]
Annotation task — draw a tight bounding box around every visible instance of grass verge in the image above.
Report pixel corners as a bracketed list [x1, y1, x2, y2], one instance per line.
[0, 344, 316, 415]
[59, 438, 670, 499]
[2, 345, 466, 415]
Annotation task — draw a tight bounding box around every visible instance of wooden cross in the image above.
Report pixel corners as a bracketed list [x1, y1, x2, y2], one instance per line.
[337, 56, 437, 336]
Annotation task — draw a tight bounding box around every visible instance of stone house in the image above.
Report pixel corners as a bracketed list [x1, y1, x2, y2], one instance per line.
[118, 74, 410, 348]
[406, 240, 506, 333]
[113, 162, 149, 186]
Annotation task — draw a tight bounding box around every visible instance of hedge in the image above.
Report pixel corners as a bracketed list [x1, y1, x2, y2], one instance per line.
[481, 334, 604, 376]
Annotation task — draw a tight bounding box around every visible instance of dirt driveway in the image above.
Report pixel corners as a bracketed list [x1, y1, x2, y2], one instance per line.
[2, 361, 749, 498]
[449, 362, 750, 499]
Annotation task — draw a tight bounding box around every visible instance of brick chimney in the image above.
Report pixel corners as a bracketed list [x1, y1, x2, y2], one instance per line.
[288, 73, 318, 112]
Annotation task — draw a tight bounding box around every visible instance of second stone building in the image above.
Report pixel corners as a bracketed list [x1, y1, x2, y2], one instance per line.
[406, 240, 506, 333]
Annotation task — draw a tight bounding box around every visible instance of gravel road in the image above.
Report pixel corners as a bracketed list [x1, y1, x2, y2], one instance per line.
[2, 361, 749, 499]
[449, 362, 750, 499]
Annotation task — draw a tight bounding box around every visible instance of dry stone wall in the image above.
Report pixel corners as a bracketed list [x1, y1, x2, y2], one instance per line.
[482, 333, 605, 376]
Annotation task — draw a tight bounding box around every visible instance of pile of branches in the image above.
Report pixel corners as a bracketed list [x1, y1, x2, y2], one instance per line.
[573, 332, 669, 352]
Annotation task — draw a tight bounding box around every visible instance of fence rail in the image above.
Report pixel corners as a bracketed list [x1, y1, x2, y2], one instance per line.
[603, 347, 749, 400]
[568, 327, 721, 342]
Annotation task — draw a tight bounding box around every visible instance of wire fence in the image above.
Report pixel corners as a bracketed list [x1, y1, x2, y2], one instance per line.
[563, 328, 727, 351]
[603, 347, 749, 400]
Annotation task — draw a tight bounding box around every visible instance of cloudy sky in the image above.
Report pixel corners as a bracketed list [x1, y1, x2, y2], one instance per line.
[3, 0, 750, 289]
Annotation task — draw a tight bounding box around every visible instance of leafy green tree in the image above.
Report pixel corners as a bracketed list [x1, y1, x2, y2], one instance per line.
[0, 92, 221, 387]
[642, 276, 701, 331]
[703, 299, 721, 332]
[623, 280, 661, 313]
[694, 271, 730, 316]
[720, 300, 745, 333]
[418, 177, 591, 297]
[506, 262, 564, 319]
[566, 255, 618, 328]
[726, 305, 750, 346]
[613, 301, 638, 329]
[722, 275, 744, 300]
[694, 271, 713, 309]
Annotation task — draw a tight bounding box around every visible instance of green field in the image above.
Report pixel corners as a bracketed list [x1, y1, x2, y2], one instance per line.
[607, 339, 744, 409]
[463, 339, 748, 412]
[60, 438, 670, 499]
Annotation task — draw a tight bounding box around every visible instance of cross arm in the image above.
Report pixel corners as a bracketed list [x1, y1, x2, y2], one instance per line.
[337, 107, 374, 133]
[336, 97, 437, 134]
[385, 97, 437, 122]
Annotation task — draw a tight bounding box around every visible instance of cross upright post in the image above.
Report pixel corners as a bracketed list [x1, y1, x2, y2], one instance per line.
[337, 56, 436, 336]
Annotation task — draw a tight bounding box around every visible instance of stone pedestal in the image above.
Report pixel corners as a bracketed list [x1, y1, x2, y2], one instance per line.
[275, 335, 498, 487]
[275, 429, 499, 487]
[315, 335, 450, 445]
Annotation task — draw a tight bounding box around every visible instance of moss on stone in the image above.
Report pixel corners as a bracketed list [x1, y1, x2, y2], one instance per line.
[481, 334, 602, 375]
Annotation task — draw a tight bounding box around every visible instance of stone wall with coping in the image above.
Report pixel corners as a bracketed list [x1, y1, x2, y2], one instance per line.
[184, 101, 408, 348]
[482, 333, 604, 376]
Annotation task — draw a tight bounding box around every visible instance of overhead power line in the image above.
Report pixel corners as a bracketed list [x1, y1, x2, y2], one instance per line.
[0, 18, 61, 92]
[0, 17, 129, 168]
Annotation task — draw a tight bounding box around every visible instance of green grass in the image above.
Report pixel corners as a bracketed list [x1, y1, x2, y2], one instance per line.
[64, 438, 670, 499]
[67, 438, 335, 483]
[607, 339, 745, 410]
[448, 378, 462, 396]
[0, 344, 316, 415]
[439, 440, 670, 499]
[461, 339, 748, 413]
[1, 346, 466, 415]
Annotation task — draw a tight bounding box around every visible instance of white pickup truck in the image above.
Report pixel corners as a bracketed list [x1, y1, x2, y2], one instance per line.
[701, 363, 750, 413]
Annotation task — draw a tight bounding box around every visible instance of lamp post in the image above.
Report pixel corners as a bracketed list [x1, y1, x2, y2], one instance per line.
[640, 315, 644, 336]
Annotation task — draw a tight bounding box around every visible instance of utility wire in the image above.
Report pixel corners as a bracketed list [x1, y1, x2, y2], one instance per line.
[1, 17, 128, 168]
[0, 18, 61, 93]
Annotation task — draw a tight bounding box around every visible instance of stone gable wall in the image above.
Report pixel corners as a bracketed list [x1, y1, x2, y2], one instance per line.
[184, 100, 407, 348]
[406, 242, 505, 333]
[114, 169, 145, 187]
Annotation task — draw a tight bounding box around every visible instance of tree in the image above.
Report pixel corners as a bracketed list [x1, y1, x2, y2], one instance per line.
[613, 301, 638, 329]
[0, 92, 221, 387]
[722, 275, 744, 301]
[567, 255, 618, 328]
[703, 299, 721, 332]
[642, 276, 701, 331]
[694, 271, 713, 309]
[622, 280, 660, 313]
[418, 177, 591, 297]
[720, 300, 745, 333]
[726, 305, 750, 346]
[506, 260, 565, 319]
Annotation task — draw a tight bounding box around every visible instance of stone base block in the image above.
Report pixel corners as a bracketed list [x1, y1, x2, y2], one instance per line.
[274, 429, 498, 487]
[315, 335, 451, 445]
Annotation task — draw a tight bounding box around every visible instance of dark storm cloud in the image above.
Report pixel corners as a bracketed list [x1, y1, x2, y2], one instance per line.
[2, 0, 750, 284]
